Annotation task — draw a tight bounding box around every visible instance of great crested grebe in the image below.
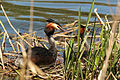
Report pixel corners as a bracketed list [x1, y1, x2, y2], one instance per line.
[30, 19, 65, 66]
[15, 19, 65, 66]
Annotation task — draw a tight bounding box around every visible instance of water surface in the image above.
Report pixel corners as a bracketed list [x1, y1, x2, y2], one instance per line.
[0, 0, 118, 50]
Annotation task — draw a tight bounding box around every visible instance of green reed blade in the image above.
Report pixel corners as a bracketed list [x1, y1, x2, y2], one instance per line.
[83, 0, 95, 37]
[118, 24, 120, 50]
[112, 42, 118, 68]
[79, 32, 89, 53]
[93, 25, 104, 70]
[77, 6, 81, 53]
[67, 39, 74, 64]
[76, 58, 83, 80]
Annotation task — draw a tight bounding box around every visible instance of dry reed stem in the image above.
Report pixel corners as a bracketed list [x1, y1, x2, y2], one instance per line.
[0, 73, 3, 80]
[0, 4, 33, 47]
[6, 62, 21, 76]
[28, 60, 48, 79]
[33, 33, 39, 47]
[63, 20, 78, 28]
[27, 0, 34, 63]
[0, 47, 5, 70]
[16, 42, 20, 53]
[55, 33, 100, 39]
[93, 21, 119, 25]
[29, 0, 34, 34]
[63, 20, 120, 29]
[105, 16, 111, 30]
[20, 42, 27, 80]
[12, 32, 36, 40]
[106, 72, 117, 80]
[0, 20, 15, 51]
[1, 33, 6, 52]
[54, 27, 78, 37]
[94, 8, 108, 31]
[4, 68, 15, 74]
[0, 32, 4, 36]
[3, 53, 18, 57]
[16, 41, 27, 80]
[25, 0, 34, 79]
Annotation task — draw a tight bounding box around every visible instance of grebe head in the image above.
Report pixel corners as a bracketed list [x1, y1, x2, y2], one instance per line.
[80, 25, 90, 35]
[44, 19, 65, 37]
[46, 19, 61, 27]
[46, 19, 55, 23]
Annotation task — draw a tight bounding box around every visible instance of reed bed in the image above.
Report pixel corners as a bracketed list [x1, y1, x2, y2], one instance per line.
[0, 0, 120, 80]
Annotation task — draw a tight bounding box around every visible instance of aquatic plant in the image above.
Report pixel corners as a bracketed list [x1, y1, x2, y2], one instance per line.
[63, 0, 119, 80]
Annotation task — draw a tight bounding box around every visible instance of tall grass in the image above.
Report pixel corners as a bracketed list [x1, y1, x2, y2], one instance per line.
[63, 0, 119, 79]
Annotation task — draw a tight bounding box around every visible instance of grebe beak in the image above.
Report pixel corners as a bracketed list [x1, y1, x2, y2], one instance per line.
[52, 23, 66, 32]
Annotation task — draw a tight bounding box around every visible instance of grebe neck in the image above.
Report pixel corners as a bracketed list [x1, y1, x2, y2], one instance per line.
[48, 36, 57, 54]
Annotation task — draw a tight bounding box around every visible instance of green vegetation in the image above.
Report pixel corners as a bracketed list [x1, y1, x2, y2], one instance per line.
[63, 0, 119, 79]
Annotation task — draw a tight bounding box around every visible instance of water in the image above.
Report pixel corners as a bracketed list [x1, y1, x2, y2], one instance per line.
[0, 0, 118, 50]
